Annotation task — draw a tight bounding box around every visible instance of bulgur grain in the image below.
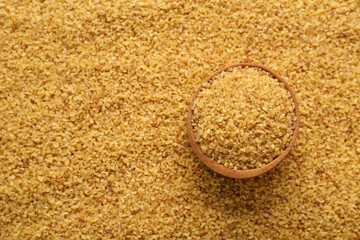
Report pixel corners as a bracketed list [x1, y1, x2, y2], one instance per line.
[0, 0, 359, 239]
[192, 66, 296, 170]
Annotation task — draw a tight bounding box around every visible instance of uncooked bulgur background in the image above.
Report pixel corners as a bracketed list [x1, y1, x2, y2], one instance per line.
[0, 0, 359, 239]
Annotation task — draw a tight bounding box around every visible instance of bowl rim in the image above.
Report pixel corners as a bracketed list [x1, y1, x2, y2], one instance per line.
[187, 62, 301, 179]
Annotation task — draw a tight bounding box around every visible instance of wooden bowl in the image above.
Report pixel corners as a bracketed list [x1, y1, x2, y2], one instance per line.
[187, 63, 300, 179]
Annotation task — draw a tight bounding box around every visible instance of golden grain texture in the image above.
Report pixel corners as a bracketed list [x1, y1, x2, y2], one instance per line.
[0, 0, 359, 239]
[192, 67, 295, 170]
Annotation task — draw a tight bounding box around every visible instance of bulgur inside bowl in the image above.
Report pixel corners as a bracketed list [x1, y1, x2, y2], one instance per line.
[191, 66, 296, 170]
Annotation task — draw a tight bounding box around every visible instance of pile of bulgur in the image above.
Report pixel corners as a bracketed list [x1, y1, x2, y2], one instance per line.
[1, 0, 359, 239]
[192, 66, 296, 170]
